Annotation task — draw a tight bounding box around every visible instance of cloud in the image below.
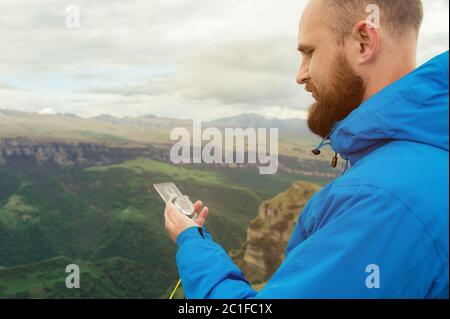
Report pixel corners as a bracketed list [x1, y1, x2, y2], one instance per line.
[0, 0, 447, 120]
[0, 81, 17, 91]
[418, 31, 450, 65]
[37, 107, 57, 115]
[174, 37, 302, 106]
[86, 36, 309, 107]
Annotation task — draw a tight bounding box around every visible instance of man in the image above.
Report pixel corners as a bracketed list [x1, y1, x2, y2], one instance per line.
[164, 0, 449, 298]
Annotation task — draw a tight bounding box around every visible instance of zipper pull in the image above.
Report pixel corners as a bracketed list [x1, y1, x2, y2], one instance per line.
[331, 152, 339, 168]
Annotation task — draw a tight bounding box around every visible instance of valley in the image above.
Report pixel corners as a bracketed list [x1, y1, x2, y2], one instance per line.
[0, 110, 340, 298]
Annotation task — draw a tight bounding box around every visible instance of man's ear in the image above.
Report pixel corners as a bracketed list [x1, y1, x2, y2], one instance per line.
[350, 20, 380, 64]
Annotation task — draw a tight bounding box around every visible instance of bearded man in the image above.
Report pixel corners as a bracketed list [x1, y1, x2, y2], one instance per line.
[164, 0, 449, 298]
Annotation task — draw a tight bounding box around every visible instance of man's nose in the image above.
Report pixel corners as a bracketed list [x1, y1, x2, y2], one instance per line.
[296, 65, 310, 85]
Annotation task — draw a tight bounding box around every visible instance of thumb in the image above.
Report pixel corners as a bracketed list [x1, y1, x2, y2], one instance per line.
[195, 206, 209, 227]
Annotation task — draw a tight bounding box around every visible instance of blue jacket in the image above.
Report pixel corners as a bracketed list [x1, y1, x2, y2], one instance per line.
[175, 51, 449, 299]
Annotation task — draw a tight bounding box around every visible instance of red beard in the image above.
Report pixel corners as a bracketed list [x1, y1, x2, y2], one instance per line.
[306, 52, 365, 139]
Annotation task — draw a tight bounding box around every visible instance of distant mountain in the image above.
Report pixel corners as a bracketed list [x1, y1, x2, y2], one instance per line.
[92, 113, 192, 130]
[0, 109, 322, 159]
[1, 109, 309, 135]
[93, 114, 121, 123]
[207, 113, 309, 134]
[0, 108, 340, 299]
[62, 113, 80, 118]
[91, 112, 310, 135]
[0, 109, 171, 146]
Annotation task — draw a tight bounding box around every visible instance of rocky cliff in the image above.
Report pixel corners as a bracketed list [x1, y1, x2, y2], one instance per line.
[230, 181, 321, 285]
[0, 138, 170, 167]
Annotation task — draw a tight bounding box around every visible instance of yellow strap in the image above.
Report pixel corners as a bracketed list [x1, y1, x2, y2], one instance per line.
[169, 278, 182, 299]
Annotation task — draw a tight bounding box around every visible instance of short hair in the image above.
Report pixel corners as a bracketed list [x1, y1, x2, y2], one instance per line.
[324, 0, 424, 44]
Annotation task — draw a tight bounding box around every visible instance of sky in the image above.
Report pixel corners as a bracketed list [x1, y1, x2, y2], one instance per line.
[0, 0, 448, 120]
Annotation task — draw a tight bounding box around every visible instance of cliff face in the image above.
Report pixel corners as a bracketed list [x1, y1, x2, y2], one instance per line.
[231, 181, 321, 284]
[0, 138, 169, 167]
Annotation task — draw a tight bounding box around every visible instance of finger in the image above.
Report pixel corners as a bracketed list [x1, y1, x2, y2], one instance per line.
[165, 204, 177, 226]
[196, 206, 209, 227]
[194, 200, 203, 213]
[164, 209, 170, 229]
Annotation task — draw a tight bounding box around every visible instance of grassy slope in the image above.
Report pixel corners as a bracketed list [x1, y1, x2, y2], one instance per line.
[0, 157, 288, 298]
[85, 158, 264, 250]
[0, 256, 167, 299]
[0, 111, 337, 298]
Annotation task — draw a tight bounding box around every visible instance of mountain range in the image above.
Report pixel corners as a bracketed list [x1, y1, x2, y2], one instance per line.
[0, 109, 340, 298]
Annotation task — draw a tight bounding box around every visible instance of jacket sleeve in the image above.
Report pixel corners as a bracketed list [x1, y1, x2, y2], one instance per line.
[176, 226, 257, 299]
[176, 184, 442, 299]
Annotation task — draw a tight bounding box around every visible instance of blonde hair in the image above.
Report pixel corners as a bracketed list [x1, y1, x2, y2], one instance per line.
[324, 0, 423, 44]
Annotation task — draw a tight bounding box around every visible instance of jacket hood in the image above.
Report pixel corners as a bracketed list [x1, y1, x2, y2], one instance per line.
[330, 51, 449, 165]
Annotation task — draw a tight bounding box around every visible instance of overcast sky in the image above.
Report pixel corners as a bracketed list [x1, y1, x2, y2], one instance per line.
[0, 0, 448, 120]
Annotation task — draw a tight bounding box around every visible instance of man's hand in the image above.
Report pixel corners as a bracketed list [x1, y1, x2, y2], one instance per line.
[164, 198, 209, 242]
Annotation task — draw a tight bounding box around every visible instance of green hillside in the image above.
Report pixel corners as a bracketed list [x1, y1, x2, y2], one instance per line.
[0, 256, 170, 299]
[0, 110, 338, 298]
[0, 155, 316, 298]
